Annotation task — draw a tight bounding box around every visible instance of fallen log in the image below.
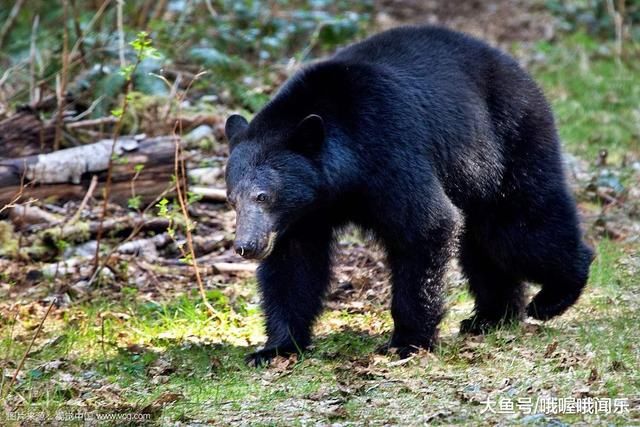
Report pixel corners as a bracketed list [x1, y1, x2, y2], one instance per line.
[9, 205, 61, 229]
[190, 186, 227, 202]
[0, 135, 180, 206]
[117, 232, 172, 258]
[210, 262, 257, 273]
[173, 233, 228, 258]
[0, 109, 56, 158]
[42, 254, 257, 278]
[39, 216, 171, 244]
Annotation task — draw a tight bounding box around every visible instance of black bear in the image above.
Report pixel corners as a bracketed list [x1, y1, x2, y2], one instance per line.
[224, 26, 594, 366]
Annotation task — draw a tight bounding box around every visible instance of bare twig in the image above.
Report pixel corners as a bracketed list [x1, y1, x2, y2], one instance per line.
[54, 0, 70, 151]
[606, 0, 624, 60]
[101, 316, 110, 373]
[294, 21, 329, 69]
[116, 0, 126, 67]
[172, 0, 193, 38]
[69, 0, 112, 59]
[0, 66, 16, 88]
[173, 136, 216, 315]
[135, 0, 155, 28]
[69, 0, 88, 67]
[169, 71, 216, 315]
[151, 0, 169, 22]
[69, 96, 105, 122]
[204, 0, 219, 20]
[68, 175, 98, 224]
[66, 115, 116, 128]
[29, 15, 40, 105]
[0, 0, 26, 50]
[0, 160, 32, 215]
[92, 49, 139, 273]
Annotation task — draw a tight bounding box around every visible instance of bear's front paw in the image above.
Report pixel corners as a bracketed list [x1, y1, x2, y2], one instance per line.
[245, 345, 301, 367]
[459, 316, 495, 335]
[378, 338, 433, 359]
[245, 349, 276, 367]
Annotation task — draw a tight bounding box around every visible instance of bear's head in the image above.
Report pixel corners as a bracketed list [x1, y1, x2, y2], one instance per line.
[224, 113, 326, 260]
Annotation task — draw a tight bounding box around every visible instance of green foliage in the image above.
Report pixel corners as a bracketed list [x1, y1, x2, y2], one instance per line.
[127, 195, 142, 211]
[129, 31, 160, 61]
[187, 191, 203, 205]
[155, 198, 176, 239]
[110, 107, 124, 119]
[531, 33, 640, 161]
[546, 0, 640, 40]
[1, 0, 373, 116]
[54, 237, 69, 253]
[119, 64, 136, 81]
[317, 12, 362, 46]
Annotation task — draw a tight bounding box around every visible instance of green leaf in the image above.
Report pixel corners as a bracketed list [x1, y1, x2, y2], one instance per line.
[128, 195, 142, 210]
[111, 107, 123, 118]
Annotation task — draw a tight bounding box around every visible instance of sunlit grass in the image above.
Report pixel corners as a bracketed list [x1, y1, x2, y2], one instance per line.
[531, 33, 640, 163]
[2, 237, 637, 424]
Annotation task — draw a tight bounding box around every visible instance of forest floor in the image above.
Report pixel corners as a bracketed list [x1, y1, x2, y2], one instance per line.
[1, 1, 639, 425]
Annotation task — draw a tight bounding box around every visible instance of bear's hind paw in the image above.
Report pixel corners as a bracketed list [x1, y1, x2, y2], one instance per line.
[460, 315, 521, 335]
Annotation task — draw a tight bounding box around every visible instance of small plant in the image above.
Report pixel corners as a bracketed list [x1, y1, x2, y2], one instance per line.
[93, 31, 161, 274]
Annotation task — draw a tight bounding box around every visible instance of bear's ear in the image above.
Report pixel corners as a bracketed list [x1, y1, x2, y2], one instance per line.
[225, 114, 249, 143]
[288, 114, 325, 156]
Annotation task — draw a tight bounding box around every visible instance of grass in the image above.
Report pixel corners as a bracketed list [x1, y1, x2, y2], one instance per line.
[1, 238, 638, 425]
[530, 32, 640, 163]
[1, 33, 639, 427]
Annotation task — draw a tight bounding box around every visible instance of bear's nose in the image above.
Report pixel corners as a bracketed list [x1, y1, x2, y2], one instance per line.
[234, 241, 257, 259]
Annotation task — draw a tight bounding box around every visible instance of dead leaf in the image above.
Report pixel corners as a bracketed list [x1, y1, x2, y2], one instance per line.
[544, 341, 558, 357]
[147, 357, 173, 377]
[41, 359, 66, 373]
[153, 391, 183, 406]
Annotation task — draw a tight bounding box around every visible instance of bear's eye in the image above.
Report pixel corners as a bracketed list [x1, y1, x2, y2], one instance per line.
[255, 193, 268, 203]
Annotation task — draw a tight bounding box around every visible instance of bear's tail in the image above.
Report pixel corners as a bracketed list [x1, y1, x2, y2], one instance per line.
[526, 244, 594, 321]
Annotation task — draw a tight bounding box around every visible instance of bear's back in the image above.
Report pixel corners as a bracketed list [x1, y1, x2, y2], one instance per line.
[251, 26, 554, 208]
[332, 26, 511, 80]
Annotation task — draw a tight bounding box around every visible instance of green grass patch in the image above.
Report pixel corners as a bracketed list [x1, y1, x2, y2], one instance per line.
[531, 33, 640, 162]
[2, 238, 638, 425]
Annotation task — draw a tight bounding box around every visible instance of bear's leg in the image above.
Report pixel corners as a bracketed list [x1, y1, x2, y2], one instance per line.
[383, 213, 458, 358]
[495, 188, 592, 321]
[467, 192, 592, 323]
[459, 233, 525, 334]
[525, 237, 593, 321]
[247, 225, 334, 366]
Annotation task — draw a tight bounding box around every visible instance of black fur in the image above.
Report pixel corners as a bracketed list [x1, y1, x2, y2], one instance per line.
[224, 26, 594, 365]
